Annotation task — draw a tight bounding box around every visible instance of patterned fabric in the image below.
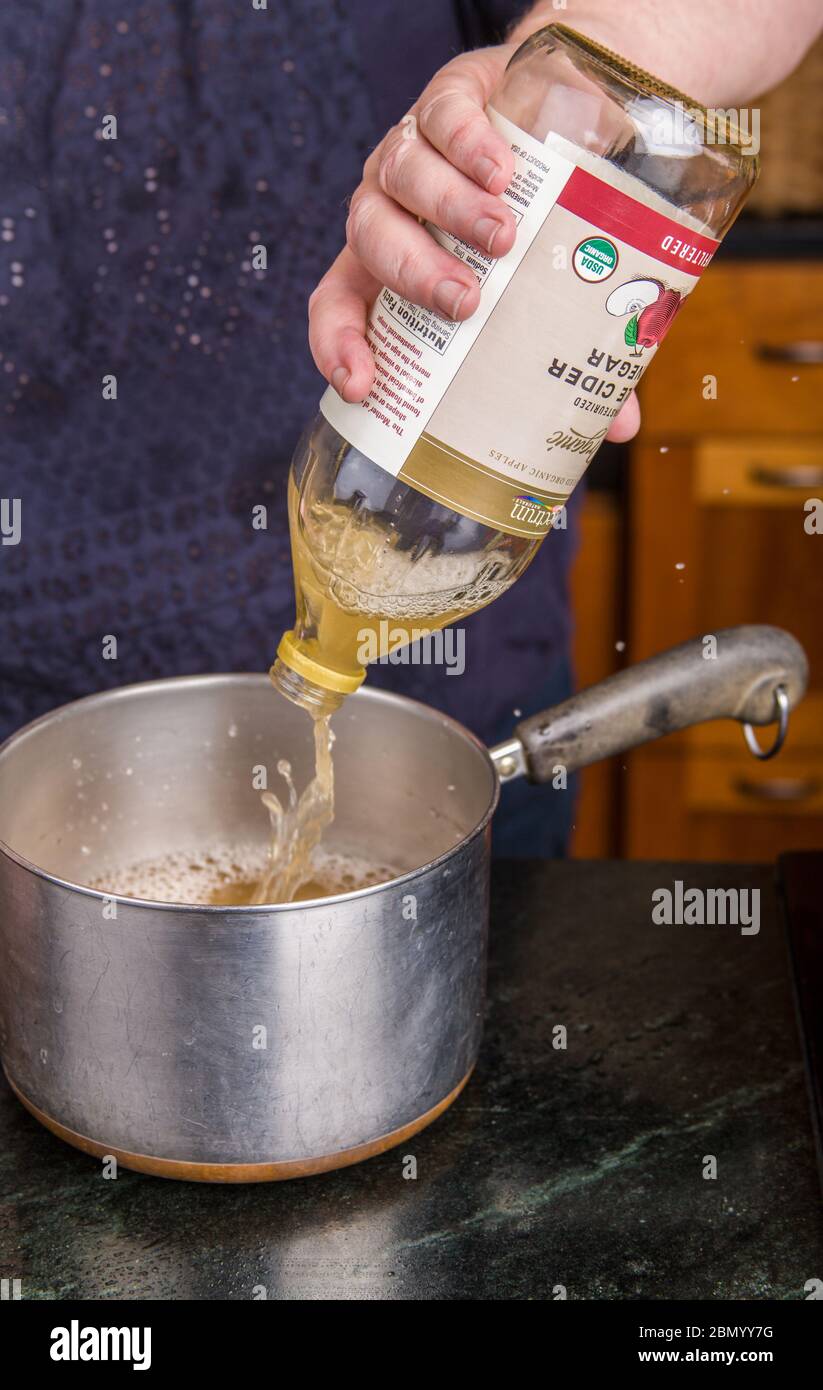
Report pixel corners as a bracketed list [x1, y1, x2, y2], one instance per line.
[0, 0, 575, 763]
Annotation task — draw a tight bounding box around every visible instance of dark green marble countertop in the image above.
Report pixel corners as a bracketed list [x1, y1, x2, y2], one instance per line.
[1, 860, 820, 1300]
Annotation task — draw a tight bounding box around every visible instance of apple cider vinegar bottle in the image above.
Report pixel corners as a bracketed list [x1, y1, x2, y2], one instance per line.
[272, 24, 758, 715]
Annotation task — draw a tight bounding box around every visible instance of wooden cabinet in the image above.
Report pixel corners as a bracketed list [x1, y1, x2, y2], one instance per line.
[623, 262, 823, 860]
[636, 263, 823, 436]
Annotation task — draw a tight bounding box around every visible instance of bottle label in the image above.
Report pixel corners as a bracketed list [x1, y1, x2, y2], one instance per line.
[320, 108, 719, 538]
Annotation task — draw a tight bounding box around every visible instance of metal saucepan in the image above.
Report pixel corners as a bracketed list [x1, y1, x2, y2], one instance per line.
[0, 624, 807, 1181]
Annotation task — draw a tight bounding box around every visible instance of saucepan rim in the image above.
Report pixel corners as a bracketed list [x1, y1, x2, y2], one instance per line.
[0, 673, 501, 915]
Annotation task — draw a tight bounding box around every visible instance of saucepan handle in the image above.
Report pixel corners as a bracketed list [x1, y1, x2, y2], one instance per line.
[489, 625, 808, 785]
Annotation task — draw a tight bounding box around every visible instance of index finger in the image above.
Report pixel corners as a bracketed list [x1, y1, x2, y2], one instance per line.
[415, 48, 516, 195]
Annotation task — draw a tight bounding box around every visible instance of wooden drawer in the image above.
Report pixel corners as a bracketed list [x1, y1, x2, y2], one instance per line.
[694, 438, 823, 506]
[685, 755, 823, 816]
[624, 754, 823, 861]
[628, 440, 823, 684]
[624, 694, 823, 858]
[638, 264, 823, 437]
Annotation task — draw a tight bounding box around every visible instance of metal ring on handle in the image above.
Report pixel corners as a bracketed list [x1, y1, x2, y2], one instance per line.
[742, 684, 790, 761]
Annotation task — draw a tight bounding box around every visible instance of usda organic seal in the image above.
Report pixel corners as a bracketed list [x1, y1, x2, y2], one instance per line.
[572, 235, 618, 282]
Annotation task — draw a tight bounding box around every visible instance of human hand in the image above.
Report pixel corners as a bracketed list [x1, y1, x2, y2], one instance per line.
[307, 44, 639, 443]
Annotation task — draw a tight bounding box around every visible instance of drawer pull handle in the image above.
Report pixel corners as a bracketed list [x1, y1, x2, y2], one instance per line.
[749, 464, 823, 489]
[755, 341, 823, 365]
[732, 776, 821, 802]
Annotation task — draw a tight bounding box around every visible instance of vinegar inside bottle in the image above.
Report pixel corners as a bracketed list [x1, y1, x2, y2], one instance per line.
[279, 416, 542, 692]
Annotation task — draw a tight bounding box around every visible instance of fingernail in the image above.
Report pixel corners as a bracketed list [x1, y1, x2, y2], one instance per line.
[434, 279, 470, 319]
[331, 366, 349, 397]
[475, 155, 502, 190]
[473, 216, 503, 253]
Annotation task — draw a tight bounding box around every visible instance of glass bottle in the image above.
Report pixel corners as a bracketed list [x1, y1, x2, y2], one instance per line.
[272, 23, 758, 715]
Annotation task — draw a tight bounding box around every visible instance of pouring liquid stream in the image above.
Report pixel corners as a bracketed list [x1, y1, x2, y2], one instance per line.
[248, 712, 336, 905]
[249, 474, 507, 899]
[238, 483, 503, 905]
[90, 494, 492, 907]
[86, 707, 400, 905]
[85, 498, 481, 906]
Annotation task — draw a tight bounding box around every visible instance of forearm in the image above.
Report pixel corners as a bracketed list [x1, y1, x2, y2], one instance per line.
[507, 0, 823, 105]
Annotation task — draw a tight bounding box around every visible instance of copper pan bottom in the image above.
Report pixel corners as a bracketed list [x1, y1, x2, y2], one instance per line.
[5, 1068, 472, 1182]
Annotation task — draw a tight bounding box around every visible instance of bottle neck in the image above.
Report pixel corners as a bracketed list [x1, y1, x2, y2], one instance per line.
[271, 629, 366, 715]
[269, 657, 347, 717]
